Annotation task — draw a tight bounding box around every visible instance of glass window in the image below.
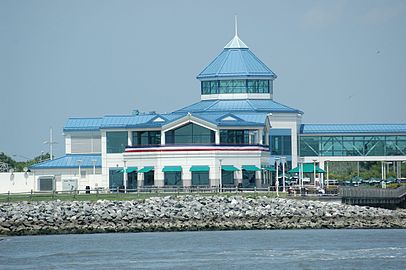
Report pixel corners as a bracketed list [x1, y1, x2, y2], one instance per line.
[300, 135, 406, 157]
[210, 81, 219, 94]
[127, 172, 137, 190]
[165, 123, 215, 145]
[201, 81, 210, 95]
[106, 131, 128, 153]
[219, 80, 232, 93]
[247, 80, 270, 93]
[220, 129, 255, 144]
[109, 168, 123, 190]
[192, 172, 209, 186]
[201, 80, 271, 95]
[271, 135, 292, 155]
[221, 170, 235, 185]
[299, 136, 319, 156]
[164, 172, 182, 186]
[144, 171, 154, 186]
[132, 131, 161, 146]
[242, 170, 256, 188]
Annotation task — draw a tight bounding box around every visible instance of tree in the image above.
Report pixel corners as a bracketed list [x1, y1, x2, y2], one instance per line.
[0, 152, 51, 172]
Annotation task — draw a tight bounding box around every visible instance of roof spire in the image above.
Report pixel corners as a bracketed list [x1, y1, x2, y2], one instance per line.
[224, 16, 248, 49]
[234, 15, 238, 37]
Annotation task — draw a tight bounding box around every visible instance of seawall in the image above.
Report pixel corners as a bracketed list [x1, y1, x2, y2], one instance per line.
[1, 196, 405, 235]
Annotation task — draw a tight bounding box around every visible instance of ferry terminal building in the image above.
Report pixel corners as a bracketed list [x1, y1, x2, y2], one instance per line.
[30, 29, 406, 192]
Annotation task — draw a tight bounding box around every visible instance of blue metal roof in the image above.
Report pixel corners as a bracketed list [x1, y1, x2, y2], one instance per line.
[300, 124, 406, 135]
[30, 154, 101, 169]
[197, 48, 277, 79]
[64, 118, 103, 132]
[100, 115, 156, 129]
[64, 114, 187, 131]
[64, 99, 301, 132]
[193, 112, 267, 127]
[174, 99, 302, 114]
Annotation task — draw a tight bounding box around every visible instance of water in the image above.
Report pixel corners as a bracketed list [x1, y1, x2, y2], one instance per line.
[0, 229, 405, 269]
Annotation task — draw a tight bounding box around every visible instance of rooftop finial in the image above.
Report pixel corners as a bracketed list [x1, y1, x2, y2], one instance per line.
[234, 15, 238, 36]
[224, 16, 248, 49]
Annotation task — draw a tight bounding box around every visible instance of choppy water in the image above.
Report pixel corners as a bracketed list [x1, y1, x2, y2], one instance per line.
[0, 229, 405, 269]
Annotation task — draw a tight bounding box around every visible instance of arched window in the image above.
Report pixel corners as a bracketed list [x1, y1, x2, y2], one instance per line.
[165, 123, 215, 144]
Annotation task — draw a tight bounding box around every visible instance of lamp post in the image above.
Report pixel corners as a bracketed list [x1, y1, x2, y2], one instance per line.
[313, 159, 317, 188]
[77, 160, 82, 192]
[281, 157, 286, 192]
[77, 160, 82, 178]
[325, 160, 330, 189]
[275, 158, 280, 194]
[91, 159, 97, 191]
[123, 160, 128, 193]
[298, 157, 304, 195]
[275, 173, 279, 197]
[219, 159, 223, 193]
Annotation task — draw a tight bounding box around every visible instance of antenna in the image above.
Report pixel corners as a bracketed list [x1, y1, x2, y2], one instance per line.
[234, 15, 238, 36]
[43, 127, 57, 160]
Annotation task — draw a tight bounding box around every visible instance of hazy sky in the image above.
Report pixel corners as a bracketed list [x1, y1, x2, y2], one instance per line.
[1, 0, 405, 160]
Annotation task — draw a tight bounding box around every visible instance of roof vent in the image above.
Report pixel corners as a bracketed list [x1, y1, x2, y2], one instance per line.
[153, 117, 165, 122]
[222, 116, 237, 121]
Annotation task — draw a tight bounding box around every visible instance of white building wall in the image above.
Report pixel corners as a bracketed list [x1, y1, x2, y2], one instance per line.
[268, 113, 302, 167]
[0, 172, 36, 194]
[104, 148, 270, 187]
[32, 168, 102, 191]
[0, 169, 103, 194]
[65, 134, 72, 154]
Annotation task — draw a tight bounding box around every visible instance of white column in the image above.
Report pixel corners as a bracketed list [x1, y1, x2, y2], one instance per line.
[215, 130, 220, 145]
[258, 129, 263, 145]
[137, 173, 143, 189]
[281, 157, 286, 192]
[161, 131, 165, 145]
[156, 168, 164, 187]
[183, 167, 192, 187]
[128, 131, 132, 146]
[381, 161, 384, 180]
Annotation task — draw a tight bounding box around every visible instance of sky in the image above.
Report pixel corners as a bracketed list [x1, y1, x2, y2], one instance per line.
[1, 0, 406, 160]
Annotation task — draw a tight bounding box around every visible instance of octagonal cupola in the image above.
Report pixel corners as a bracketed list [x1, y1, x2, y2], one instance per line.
[197, 21, 277, 101]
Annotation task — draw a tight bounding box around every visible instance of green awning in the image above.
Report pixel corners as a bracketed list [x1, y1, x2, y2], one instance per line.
[288, 163, 326, 173]
[162, 166, 182, 172]
[138, 166, 154, 173]
[190, 166, 210, 172]
[263, 166, 276, 172]
[116, 169, 124, 173]
[242, 165, 261, 171]
[126, 167, 137, 173]
[221, 165, 239, 172]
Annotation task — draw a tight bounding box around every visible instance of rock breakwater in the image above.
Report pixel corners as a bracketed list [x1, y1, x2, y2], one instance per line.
[1, 196, 405, 235]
